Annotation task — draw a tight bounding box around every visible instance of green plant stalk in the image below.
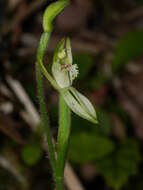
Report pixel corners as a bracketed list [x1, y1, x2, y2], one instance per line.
[36, 32, 57, 177]
[36, 32, 71, 190]
[36, 1, 71, 189]
[37, 33, 60, 91]
[55, 94, 71, 189]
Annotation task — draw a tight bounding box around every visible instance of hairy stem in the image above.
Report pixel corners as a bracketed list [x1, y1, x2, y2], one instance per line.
[37, 33, 59, 91]
[36, 62, 57, 173]
[36, 1, 70, 189]
[36, 32, 57, 178]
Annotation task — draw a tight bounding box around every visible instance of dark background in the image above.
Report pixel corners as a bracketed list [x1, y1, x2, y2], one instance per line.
[0, 0, 143, 190]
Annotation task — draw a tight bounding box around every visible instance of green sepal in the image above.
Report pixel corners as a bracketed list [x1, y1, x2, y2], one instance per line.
[61, 87, 98, 124]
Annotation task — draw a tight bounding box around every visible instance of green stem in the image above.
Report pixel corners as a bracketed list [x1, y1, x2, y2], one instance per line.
[36, 32, 57, 177]
[39, 59, 60, 91]
[36, 1, 71, 189]
[36, 32, 70, 190]
[36, 62, 57, 174]
[37, 33, 60, 91]
[55, 177, 65, 190]
[56, 94, 71, 189]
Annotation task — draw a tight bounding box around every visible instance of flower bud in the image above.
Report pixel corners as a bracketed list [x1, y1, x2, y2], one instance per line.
[43, 0, 69, 32]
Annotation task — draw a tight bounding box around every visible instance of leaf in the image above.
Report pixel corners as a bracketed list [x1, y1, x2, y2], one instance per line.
[21, 143, 43, 166]
[68, 132, 114, 164]
[113, 30, 143, 72]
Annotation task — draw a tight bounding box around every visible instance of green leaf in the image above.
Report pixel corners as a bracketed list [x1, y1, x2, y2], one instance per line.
[21, 143, 43, 166]
[113, 30, 143, 72]
[68, 132, 114, 164]
[96, 139, 141, 190]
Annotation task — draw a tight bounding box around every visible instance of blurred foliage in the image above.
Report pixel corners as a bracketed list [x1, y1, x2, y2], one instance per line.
[21, 143, 43, 166]
[0, 157, 28, 190]
[109, 102, 131, 127]
[0, 0, 7, 25]
[136, 0, 143, 5]
[90, 71, 107, 89]
[73, 54, 94, 80]
[0, 167, 17, 190]
[96, 108, 111, 136]
[68, 109, 113, 163]
[96, 139, 141, 190]
[69, 132, 114, 163]
[21, 131, 43, 166]
[71, 108, 112, 136]
[69, 110, 141, 190]
[113, 30, 143, 72]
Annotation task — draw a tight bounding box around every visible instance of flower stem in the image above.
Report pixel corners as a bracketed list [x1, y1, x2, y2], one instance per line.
[36, 32, 71, 190]
[36, 32, 57, 178]
[55, 177, 65, 190]
[37, 32, 60, 91]
[36, 62, 57, 174]
[36, 1, 71, 189]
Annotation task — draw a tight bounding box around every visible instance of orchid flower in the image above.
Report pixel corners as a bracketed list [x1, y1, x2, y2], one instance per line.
[40, 37, 97, 124]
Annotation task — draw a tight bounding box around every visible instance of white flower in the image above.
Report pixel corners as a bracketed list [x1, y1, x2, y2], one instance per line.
[52, 38, 78, 88]
[36, 37, 97, 124]
[51, 38, 97, 123]
[40, 0, 97, 124]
